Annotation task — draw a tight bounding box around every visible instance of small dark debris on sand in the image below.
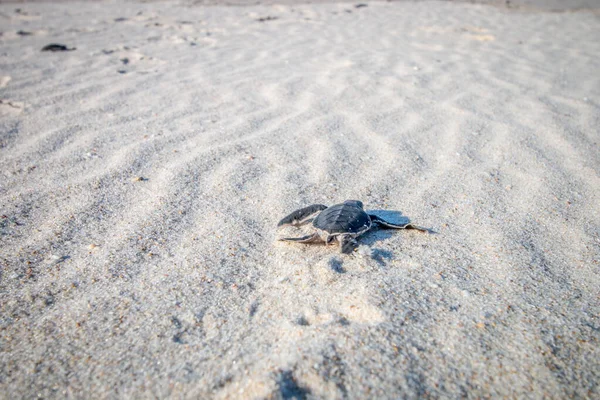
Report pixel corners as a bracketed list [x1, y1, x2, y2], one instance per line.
[355, 3, 368, 8]
[118, 70, 127, 74]
[41, 44, 75, 52]
[0, 99, 24, 109]
[17, 30, 32, 36]
[114, 17, 128, 22]
[257, 16, 278, 22]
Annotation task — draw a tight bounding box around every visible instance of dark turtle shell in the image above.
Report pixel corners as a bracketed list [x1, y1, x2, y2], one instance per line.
[312, 200, 371, 234]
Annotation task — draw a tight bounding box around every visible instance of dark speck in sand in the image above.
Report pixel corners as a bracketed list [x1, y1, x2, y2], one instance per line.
[118, 70, 127, 74]
[49, 255, 70, 266]
[249, 301, 259, 317]
[17, 30, 32, 36]
[257, 16, 278, 22]
[42, 44, 75, 52]
[172, 332, 185, 344]
[114, 17, 128, 22]
[45, 295, 55, 306]
[171, 316, 182, 329]
[120, 57, 129, 65]
[355, 3, 368, 8]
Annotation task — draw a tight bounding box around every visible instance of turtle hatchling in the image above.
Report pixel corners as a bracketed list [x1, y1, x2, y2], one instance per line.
[277, 200, 428, 254]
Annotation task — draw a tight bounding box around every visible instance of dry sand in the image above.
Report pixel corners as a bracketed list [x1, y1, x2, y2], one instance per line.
[1, 0, 599, 398]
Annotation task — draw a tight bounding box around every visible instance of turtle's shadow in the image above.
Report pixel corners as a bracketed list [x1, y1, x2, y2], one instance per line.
[370, 248, 393, 265]
[328, 258, 345, 273]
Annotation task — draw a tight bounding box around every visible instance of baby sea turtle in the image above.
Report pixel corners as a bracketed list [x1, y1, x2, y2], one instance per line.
[277, 200, 427, 254]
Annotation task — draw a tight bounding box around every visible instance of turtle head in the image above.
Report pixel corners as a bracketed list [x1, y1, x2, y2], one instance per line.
[344, 200, 364, 209]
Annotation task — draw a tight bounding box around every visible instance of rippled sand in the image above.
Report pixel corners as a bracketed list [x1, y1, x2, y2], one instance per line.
[1, 1, 599, 398]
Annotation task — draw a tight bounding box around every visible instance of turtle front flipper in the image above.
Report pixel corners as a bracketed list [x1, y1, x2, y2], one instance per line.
[279, 233, 323, 243]
[369, 214, 428, 232]
[340, 236, 358, 254]
[277, 204, 328, 227]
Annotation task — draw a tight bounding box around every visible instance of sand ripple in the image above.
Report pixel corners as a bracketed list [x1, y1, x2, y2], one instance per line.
[1, 1, 599, 398]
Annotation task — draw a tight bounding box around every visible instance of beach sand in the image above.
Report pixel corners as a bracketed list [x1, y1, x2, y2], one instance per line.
[1, 0, 599, 398]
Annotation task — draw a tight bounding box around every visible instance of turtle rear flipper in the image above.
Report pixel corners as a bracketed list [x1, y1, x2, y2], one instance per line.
[277, 204, 327, 227]
[369, 214, 428, 232]
[340, 236, 358, 254]
[279, 233, 323, 243]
